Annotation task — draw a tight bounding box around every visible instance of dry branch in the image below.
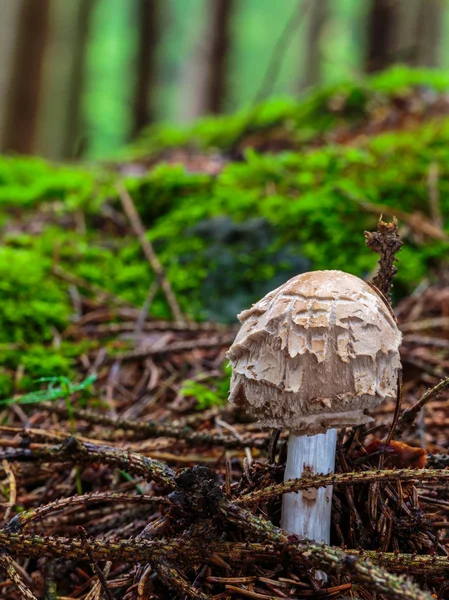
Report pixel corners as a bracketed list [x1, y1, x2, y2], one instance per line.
[117, 182, 187, 324]
[78, 526, 114, 600]
[396, 376, 449, 434]
[0, 554, 38, 600]
[0, 527, 437, 600]
[337, 186, 448, 241]
[6, 491, 169, 533]
[216, 503, 434, 600]
[0, 459, 437, 600]
[0, 436, 176, 490]
[365, 215, 403, 301]
[110, 335, 235, 363]
[236, 468, 449, 506]
[42, 402, 269, 449]
[155, 559, 211, 600]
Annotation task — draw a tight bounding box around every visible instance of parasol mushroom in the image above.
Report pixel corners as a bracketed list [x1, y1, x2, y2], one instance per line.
[227, 270, 401, 546]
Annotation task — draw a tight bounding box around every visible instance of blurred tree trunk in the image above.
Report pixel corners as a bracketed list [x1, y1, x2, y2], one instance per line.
[63, 0, 96, 158]
[179, 0, 234, 122]
[132, 0, 159, 137]
[414, 0, 442, 67]
[365, 0, 399, 73]
[3, 0, 50, 154]
[204, 0, 234, 113]
[0, 0, 23, 149]
[300, 0, 328, 89]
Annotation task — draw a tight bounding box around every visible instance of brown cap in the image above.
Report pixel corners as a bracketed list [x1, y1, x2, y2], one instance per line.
[227, 270, 402, 435]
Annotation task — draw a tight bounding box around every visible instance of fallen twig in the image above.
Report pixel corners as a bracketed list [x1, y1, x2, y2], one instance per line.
[396, 376, 449, 434]
[365, 215, 403, 301]
[6, 491, 169, 533]
[337, 186, 448, 241]
[0, 436, 176, 490]
[0, 529, 437, 599]
[236, 468, 449, 506]
[78, 526, 114, 600]
[117, 182, 187, 325]
[0, 554, 37, 600]
[155, 559, 210, 600]
[42, 403, 269, 450]
[109, 335, 235, 363]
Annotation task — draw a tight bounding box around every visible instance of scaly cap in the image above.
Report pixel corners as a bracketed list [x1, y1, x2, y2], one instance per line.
[227, 270, 402, 435]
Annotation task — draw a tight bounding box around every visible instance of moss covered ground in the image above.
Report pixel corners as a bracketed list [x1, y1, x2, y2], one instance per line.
[1, 66, 449, 396]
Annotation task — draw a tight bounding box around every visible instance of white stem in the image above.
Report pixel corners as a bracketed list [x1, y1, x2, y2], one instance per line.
[281, 428, 337, 544]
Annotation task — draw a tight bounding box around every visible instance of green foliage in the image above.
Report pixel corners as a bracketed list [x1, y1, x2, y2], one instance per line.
[0, 156, 99, 212]
[131, 66, 449, 156]
[0, 341, 96, 395]
[0, 374, 96, 407]
[0, 370, 13, 398]
[179, 364, 231, 411]
[0, 247, 72, 343]
[125, 163, 212, 222]
[2, 66, 449, 399]
[133, 119, 449, 318]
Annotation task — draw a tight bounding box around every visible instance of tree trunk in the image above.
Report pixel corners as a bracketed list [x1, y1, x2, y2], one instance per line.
[3, 0, 51, 154]
[0, 0, 23, 150]
[413, 0, 442, 67]
[204, 0, 234, 114]
[365, 0, 398, 73]
[132, 0, 159, 137]
[63, 0, 96, 158]
[179, 0, 234, 122]
[301, 0, 328, 89]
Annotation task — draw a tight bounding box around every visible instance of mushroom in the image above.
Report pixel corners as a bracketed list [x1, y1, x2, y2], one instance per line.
[227, 270, 401, 545]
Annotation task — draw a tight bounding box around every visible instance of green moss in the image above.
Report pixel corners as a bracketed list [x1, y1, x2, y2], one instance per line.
[0, 247, 72, 343]
[130, 65, 449, 156]
[0, 370, 13, 398]
[0, 342, 97, 395]
[0, 156, 100, 212]
[3, 105, 449, 328]
[132, 119, 449, 316]
[179, 363, 231, 411]
[125, 163, 212, 222]
[2, 66, 449, 393]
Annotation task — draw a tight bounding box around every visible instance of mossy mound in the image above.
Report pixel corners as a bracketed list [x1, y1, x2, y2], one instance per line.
[130, 65, 449, 156]
[1, 66, 449, 394]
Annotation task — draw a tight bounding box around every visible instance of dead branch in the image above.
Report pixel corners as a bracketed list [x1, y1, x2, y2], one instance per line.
[396, 376, 449, 434]
[236, 468, 449, 506]
[155, 559, 211, 600]
[217, 503, 434, 600]
[0, 463, 431, 599]
[42, 403, 269, 450]
[0, 527, 437, 599]
[365, 215, 403, 301]
[174, 466, 434, 600]
[78, 526, 114, 600]
[52, 265, 132, 307]
[109, 335, 235, 363]
[428, 162, 443, 228]
[6, 491, 169, 533]
[0, 436, 176, 490]
[0, 554, 37, 600]
[117, 182, 187, 325]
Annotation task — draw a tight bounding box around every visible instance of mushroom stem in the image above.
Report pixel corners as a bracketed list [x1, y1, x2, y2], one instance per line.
[281, 428, 337, 544]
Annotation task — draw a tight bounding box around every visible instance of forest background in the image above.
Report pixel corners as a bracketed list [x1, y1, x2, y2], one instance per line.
[1, 0, 449, 393]
[2, 3, 449, 598]
[0, 0, 446, 160]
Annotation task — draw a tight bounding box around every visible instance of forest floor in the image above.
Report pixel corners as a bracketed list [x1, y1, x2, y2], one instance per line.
[2, 230, 449, 600]
[2, 69, 449, 599]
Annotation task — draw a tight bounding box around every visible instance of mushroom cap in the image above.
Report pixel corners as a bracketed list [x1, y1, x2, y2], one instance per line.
[227, 270, 402, 435]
